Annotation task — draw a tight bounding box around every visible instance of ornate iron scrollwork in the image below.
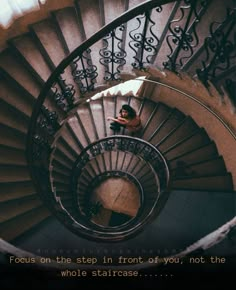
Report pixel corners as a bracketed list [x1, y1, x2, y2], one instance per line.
[51, 75, 76, 112]
[38, 105, 60, 136]
[129, 8, 161, 69]
[72, 49, 98, 94]
[101, 139, 115, 151]
[163, 0, 210, 71]
[99, 25, 127, 81]
[196, 8, 236, 85]
[90, 143, 103, 156]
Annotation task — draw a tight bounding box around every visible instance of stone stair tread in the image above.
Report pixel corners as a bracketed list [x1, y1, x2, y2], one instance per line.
[0, 74, 35, 117]
[172, 174, 233, 191]
[0, 197, 43, 223]
[67, 115, 89, 148]
[53, 146, 76, 166]
[89, 99, 106, 139]
[9, 33, 52, 82]
[171, 156, 227, 179]
[169, 142, 218, 167]
[0, 49, 43, 99]
[0, 100, 29, 134]
[0, 145, 27, 166]
[0, 206, 51, 241]
[51, 159, 71, 175]
[0, 181, 36, 203]
[0, 124, 26, 150]
[53, 137, 78, 161]
[0, 165, 32, 183]
[163, 128, 211, 159]
[158, 116, 199, 151]
[149, 108, 186, 145]
[53, 7, 84, 52]
[141, 102, 172, 140]
[31, 19, 67, 67]
[51, 154, 73, 171]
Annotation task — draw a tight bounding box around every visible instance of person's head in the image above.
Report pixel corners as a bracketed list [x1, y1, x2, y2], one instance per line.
[120, 104, 136, 119]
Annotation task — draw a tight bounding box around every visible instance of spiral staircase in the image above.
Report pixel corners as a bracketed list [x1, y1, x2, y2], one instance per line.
[0, 0, 236, 287]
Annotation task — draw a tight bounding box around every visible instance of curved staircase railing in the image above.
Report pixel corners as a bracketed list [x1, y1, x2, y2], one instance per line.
[46, 135, 170, 241]
[27, 0, 236, 173]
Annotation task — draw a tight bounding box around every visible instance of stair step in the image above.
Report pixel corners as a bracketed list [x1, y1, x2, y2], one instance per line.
[149, 108, 186, 145]
[31, 19, 67, 67]
[0, 181, 36, 202]
[142, 102, 171, 140]
[52, 171, 70, 185]
[82, 163, 97, 180]
[0, 100, 29, 134]
[9, 34, 52, 82]
[55, 191, 72, 200]
[95, 154, 107, 172]
[102, 96, 116, 136]
[67, 115, 89, 148]
[0, 124, 26, 149]
[0, 75, 34, 117]
[126, 155, 144, 174]
[0, 196, 43, 223]
[31, 19, 81, 100]
[55, 124, 83, 155]
[171, 157, 227, 179]
[103, 0, 127, 25]
[109, 151, 117, 171]
[79, 169, 93, 183]
[53, 7, 84, 52]
[169, 142, 218, 168]
[138, 98, 158, 131]
[89, 99, 106, 139]
[89, 158, 101, 176]
[51, 149, 74, 170]
[53, 183, 70, 193]
[158, 117, 199, 151]
[0, 165, 31, 182]
[0, 145, 27, 165]
[76, 103, 98, 142]
[115, 151, 126, 171]
[77, 0, 102, 38]
[91, 207, 112, 227]
[119, 152, 133, 172]
[51, 159, 71, 176]
[0, 49, 42, 98]
[102, 151, 112, 171]
[164, 128, 211, 159]
[0, 206, 51, 241]
[172, 174, 233, 191]
[53, 137, 78, 161]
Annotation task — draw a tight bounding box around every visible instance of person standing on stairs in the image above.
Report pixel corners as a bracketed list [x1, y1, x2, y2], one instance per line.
[107, 104, 142, 135]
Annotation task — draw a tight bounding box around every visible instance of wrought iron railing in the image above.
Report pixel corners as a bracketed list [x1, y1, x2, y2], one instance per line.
[49, 136, 170, 241]
[27, 0, 236, 171]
